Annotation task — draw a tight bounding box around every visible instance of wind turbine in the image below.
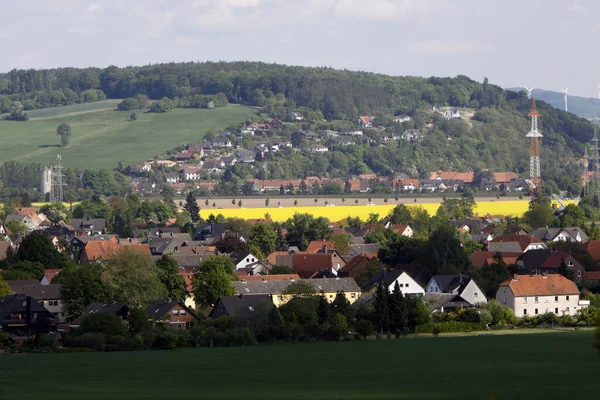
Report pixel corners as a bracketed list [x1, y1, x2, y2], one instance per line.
[524, 86, 535, 99]
[597, 83, 600, 99]
[562, 86, 569, 112]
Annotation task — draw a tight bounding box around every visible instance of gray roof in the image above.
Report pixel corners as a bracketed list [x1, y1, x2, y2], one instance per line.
[71, 302, 129, 325]
[487, 242, 523, 253]
[529, 228, 588, 242]
[209, 295, 273, 319]
[7, 281, 61, 300]
[430, 275, 473, 295]
[158, 255, 204, 268]
[146, 236, 183, 254]
[348, 243, 381, 256]
[71, 219, 106, 232]
[0, 294, 52, 320]
[232, 277, 360, 295]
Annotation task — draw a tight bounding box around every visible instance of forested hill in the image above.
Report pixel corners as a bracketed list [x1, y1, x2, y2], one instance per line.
[0, 62, 596, 195]
[507, 87, 600, 120]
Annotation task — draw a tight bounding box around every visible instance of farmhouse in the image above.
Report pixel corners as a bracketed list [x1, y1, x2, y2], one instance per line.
[496, 274, 588, 317]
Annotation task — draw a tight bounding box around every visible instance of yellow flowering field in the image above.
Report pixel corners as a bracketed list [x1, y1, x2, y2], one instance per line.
[200, 200, 551, 222]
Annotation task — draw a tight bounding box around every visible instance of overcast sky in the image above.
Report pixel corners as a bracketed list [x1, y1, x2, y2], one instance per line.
[3, 0, 600, 97]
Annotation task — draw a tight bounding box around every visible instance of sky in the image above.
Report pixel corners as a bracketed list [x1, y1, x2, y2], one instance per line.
[3, 0, 600, 97]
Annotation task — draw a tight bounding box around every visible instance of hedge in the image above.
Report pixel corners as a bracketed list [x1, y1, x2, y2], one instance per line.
[415, 321, 486, 334]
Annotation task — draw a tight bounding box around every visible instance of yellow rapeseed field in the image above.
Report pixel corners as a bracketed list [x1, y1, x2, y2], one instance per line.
[200, 200, 549, 222]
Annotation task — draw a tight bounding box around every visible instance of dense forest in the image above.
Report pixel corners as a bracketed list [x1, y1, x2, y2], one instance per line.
[0, 62, 596, 196]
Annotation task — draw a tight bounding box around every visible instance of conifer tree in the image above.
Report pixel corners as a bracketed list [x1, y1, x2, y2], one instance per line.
[184, 192, 200, 222]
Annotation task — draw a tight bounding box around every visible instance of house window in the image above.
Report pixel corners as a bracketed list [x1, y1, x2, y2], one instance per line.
[567, 261, 573, 267]
[474, 292, 478, 297]
[534, 296, 538, 303]
[577, 270, 581, 277]
[566, 307, 569, 312]
[523, 309, 527, 315]
[566, 295, 570, 301]
[172, 310, 179, 315]
[523, 297, 527, 304]
[554, 308, 558, 314]
[278, 295, 283, 301]
[535, 308, 538, 315]
[405, 283, 409, 288]
[329, 295, 333, 299]
[502, 297, 506, 303]
[246, 258, 249, 262]
[180, 310, 186, 316]
[554, 296, 558, 302]
[351, 293, 356, 299]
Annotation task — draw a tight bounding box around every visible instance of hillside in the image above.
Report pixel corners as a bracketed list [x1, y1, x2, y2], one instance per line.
[1, 62, 597, 197]
[507, 87, 600, 120]
[0, 101, 255, 169]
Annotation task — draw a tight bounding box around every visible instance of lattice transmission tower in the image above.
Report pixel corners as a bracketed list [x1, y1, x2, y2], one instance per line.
[525, 98, 543, 197]
[50, 154, 66, 203]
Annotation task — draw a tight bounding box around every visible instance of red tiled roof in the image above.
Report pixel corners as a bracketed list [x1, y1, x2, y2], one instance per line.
[305, 240, 335, 253]
[359, 116, 372, 125]
[430, 170, 474, 183]
[291, 253, 345, 279]
[470, 251, 522, 269]
[267, 251, 289, 266]
[390, 224, 409, 234]
[400, 179, 419, 187]
[240, 274, 300, 281]
[582, 240, 600, 261]
[493, 172, 518, 183]
[43, 269, 62, 283]
[540, 253, 570, 269]
[81, 241, 150, 263]
[499, 274, 579, 296]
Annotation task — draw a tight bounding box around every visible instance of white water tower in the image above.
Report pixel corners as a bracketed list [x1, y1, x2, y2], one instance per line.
[40, 167, 52, 195]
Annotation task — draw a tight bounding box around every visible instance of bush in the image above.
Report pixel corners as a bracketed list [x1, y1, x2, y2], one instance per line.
[117, 97, 140, 111]
[355, 320, 374, 340]
[63, 333, 107, 351]
[432, 326, 441, 337]
[80, 312, 128, 337]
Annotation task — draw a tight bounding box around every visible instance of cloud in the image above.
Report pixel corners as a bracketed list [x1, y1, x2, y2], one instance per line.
[330, 0, 445, 21]
[88, 3, 102, 13]
[409, 40, 494, 56]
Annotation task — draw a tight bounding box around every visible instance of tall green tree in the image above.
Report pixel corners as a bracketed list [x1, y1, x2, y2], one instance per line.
[16, 231, 72, 269]
[389, 281, 408, 335]
[248, 223, 278, 257]
[56, 264, 110, 319]
[184, 192, 200, 223]
[373, 283, 389, 334]
[193, 255, 235, 308]
[102, 248, 167, 308]
[156, 255, 187, 301]
[56, 123, 72, 147]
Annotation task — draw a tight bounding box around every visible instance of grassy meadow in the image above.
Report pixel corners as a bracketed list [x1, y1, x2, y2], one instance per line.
[0, 101, 256, 169]
[0, 331, 595, 400]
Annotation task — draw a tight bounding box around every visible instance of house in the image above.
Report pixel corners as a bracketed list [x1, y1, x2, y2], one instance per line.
[7, 280, 65, 322]
[41, 269, 62, 285]
[291, 253, 346, 279]
[296, 130, 318, 140]
[343, 130, 363, 136]
[582, 240, 600, 263]
[393, 115, 411, 123]
[202, 159, 224, 173]
[361, 269, 425, 295]
[0, 294, 56, 334]
[310, 143, 329, 153]
[429, 170, 474, 184]
[358, 116, 374, 128]
[146, 236, 183, 256]
[236, 149, 256, 163]
[163, 173, 181, 184]
[529, 228, 588, 243]
[401, 129, 423, 142]
[80, 241, 150, 263]
[146, 299, 200, 329]
[389, 224, 414, 237]
[399, 179, 419, 192]
[487, 235, 547, 253]
[338, 254, 377, 279]
[182, 167, 202, 181]
[425, 275, 487, 307]
[291, 111, 304, 121]
[496, 274, 588, 317]
[5, 214, 39, 232]
[331, 136, 356, 146]
[441, 108, 461, 119]
[231, 251, 259, 270]
[231, 277, 361, 306]
[240, 274, 301, 281]
[212, 136, 232, 148]
[469, 251, 521, 270]
[209, 295, 274, 319]
[347, 243, 381, 257]
[70, 219, 106, 236]
[305, 241, 335, 254]
[193, 223, 225, 243]
[515, 249, 585, 283]
[70, 302, 129, 328]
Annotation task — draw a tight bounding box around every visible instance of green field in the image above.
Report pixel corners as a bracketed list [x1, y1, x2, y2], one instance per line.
[0, 101, 256, 169]
[0, 331, 596, 400]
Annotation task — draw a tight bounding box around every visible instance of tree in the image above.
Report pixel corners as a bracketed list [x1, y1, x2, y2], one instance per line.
[269, 265, 293, 275]
[156, 255, 187, 301]
[265, 198, 270, 207]
[317, 295, 330, 324]
[56, 123, 72, 147]
[193, 255, 235, 308]
[117, 97, 140, 111]
[524, 201, 554, 229]
[283, 281, 317, 298]
[56, 264, 110, 319]
[17, 231, 72, 269]
[102, 248, 167, 308]
[2, 261, 45, 280]
[344, 180, 352, 193]
[557, 257, 575, 281]
[184, 192, 200, 222]
[238, 200, 242, 208]
[80, 312, 128, 336]
[330, 292, 353, 322]
[39, 203, 71, 225]
[352, 259, 385, 286]
[328, 232, 350, 255]
[129, 112, 138, 121]
[0, 275, 11, 298]
[389, 281, 408, 335]
[373, 283, 389, 334]
[248, 223, 278, 257]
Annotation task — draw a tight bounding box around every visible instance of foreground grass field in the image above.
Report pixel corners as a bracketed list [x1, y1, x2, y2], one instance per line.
[0, 101, 256, 169]
[0, 331, 595, 400]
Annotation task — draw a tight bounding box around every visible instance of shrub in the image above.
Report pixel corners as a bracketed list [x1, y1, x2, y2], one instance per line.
[415, 321, 486, 334]
[355, 320, 374, 340]
[64, 333, 107, 351]
[80, 312, 128, 337]
[432, 326, 441, 337]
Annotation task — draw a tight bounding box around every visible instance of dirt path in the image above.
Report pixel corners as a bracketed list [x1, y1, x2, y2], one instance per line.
[30, 107, 115, 121]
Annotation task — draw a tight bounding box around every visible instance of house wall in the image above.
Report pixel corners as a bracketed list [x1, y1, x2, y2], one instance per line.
[426, 280, 442, 293]
[386, 273, 425, 295]
[271, 291, 361, 307]
[235, 254, 258, 270]
[402, 227, 414, 238]
[41, 299, 66, 322]
[497, 288, 581, 317]
[460, 280, 487, 305]
[162, 303, 196, 329]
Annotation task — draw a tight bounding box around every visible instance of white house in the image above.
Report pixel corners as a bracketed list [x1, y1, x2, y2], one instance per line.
[310, 144, 329, 153]
[528, 228, 588, 243]
[426, 275, 487, 306]
[344, 130, 364, 136]
[496, 274, 588, 317]
[232, 251, 259, 270]
[182, 167, 202, 181]
[441, 108, 461, 119]
[362, 269, 425, 296]
[393, 115, 412, 123]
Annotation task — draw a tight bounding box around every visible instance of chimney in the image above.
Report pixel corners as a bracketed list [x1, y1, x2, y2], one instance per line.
[513, 274, 519, 281]
[542, 271, 548, 278]
[238, 293, 243, 299]
[322, 245, 327, 253]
